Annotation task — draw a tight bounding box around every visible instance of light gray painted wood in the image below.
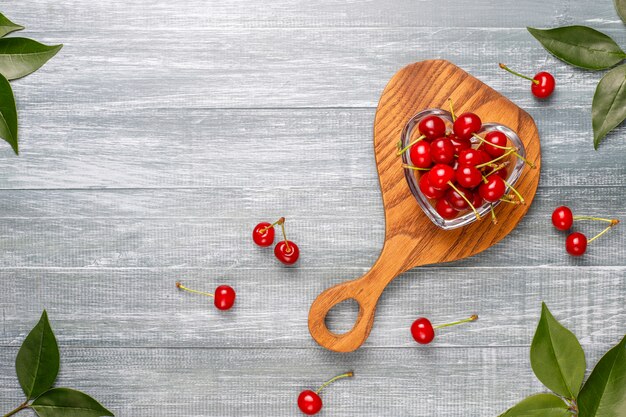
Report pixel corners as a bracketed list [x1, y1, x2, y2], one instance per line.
[0, 0, 624, 416]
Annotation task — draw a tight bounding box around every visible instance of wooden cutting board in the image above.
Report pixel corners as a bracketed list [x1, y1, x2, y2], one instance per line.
[308, 59, 541, 352]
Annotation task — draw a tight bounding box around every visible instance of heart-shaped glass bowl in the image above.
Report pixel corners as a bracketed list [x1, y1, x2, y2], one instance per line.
[401, 108, 526, 230]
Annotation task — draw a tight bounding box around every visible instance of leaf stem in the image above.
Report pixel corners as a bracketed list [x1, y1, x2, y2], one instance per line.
[3, 402, 29, 417]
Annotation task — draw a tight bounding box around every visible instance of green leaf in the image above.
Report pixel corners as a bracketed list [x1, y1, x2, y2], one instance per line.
[527, 26, 626, 70]
[500, 393, 571, 417]
[15, 310, 60, 400]
[592, 64, 626, 149]
[0, 72, 18, 154]
[0, 37, 62, 80]
[578, 335, 626, 417]
[530, 303, 586, 399]
[0, 12, 24, 38]
[615, 0, 626, 24]
[31, 388, 114, 417]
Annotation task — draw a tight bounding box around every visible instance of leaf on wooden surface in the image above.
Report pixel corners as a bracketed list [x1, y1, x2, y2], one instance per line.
[15, 310, 60, 400]
[530, 303, 586, 399]
[500, 393, 571, 417]
[0, 37, 62, 80]
[0, 12, 23, 38]
[578, 335, 626, 417]
[31, 388, 114, 417]
[615, 0, 626, 24]
[527, 26, 626, 70]
[592, 64, 626, 149]
[0, 72, 18, 154]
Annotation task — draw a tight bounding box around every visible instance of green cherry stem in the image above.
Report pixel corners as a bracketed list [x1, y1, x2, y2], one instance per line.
[587, 220, 620, 244]
[448, 98, 456, 121]
[448, 182, 480, 220]
[260, 216, 285, 234]
[472, 133, 513, 150]
[490, 204, 498, 224]
[176, 282, 214, 298]
[499, 63, 539, 85]
[501, 178, 525, 205]
[476, 148, 517, 169]
[402, 164, 430, 171]
[433, 314, 478, 330]
[2, 402, 29, 417]
[279, 218, 292, 253]
[573, 216, 619, 225]
[397, 136, 426, 156]
[315, 371, 354, 395]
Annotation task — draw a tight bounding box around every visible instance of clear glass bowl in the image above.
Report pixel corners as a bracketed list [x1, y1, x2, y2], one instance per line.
[400, 108, 526, 230]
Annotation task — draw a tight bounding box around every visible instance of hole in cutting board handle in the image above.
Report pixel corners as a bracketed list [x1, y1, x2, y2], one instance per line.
[324, 298, 361, 335]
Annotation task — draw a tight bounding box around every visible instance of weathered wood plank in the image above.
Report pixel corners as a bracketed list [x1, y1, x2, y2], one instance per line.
[6, 29, 625, 110]
[0, 267, 623, 348]
[1, 108, 624, 189]
[5, 0, 622, 30]
[0, 345, 618, 417]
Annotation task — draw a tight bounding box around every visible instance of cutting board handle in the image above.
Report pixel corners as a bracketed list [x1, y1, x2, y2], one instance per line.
[308, 247, 405, 352]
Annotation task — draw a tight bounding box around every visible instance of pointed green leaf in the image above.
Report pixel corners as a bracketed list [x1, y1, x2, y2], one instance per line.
[500, 394, 571, 417]
[0, 12, 24, 38]
[15, 310, 60, 400]
[31, 388, 114, 417]
[615, 0, 626, 24]
[592, 64, 626, 149]
[578, 335, 626, 417]
[0, 37, 62, 80]
[527, 26, 626, 70]
[530, 303, 586, 398]
[0, 72, 18, 154]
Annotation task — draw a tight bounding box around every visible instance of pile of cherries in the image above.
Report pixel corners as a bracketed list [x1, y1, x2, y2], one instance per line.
[399, 103, 533, 222]
[253, 217, 300, 265]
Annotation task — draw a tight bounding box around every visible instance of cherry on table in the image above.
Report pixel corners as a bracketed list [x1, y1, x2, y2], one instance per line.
[453, 112, 482, 140]
[499, 63, 555, 99]
[552, 206, 574, 230]
[566, 232, 587, 256]
[176, 282, 236, 311]
[411, 315, 478, 345]
[253, 221, 276, 247]
[275, 240, 300, 265]
[297, 372, 354, 415]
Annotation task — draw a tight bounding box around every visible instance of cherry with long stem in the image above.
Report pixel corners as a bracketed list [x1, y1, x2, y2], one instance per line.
[411, 315, 478, 344]
[298, 372, 354, 415]
[274, 217, 299, 265]
[499, 63, 538, 84]
[176, 282, 236, 311]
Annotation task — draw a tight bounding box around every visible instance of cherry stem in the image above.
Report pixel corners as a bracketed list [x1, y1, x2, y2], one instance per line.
[448, 182, 480, 220]
[499, 197, 520, 205]
[448, 98, 456, 121]
[490, 204, 498, 224]
[2, 402, 30, 417]
[315, 371, 354, 395]
[588, 220, 620, 244]
[501, 178, 525, 204]
[499, 63, 539, 85]
[573, 216, 619, 225]
[260, 217, 285, 234]
[472, 133, 513, 150]
[402, 164, 429, 171]
[176, 282, 214, 298]
[484, 162, 510, 177]
[433, 314, 478, 330]
[513, 151, 536, 169]
[279, 219, 292, 253]
[397, 135, 426, 156]
[476, 148, 517, 169]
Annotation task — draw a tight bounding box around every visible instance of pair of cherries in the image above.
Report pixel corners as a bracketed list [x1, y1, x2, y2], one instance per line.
[552, 206, 619, 256]
[401, 105, 530, 223]
[176, 282, 236, 310]
[253, 217, 300, 265]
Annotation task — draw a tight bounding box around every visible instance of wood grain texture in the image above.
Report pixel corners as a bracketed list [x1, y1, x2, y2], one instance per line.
[309, 60, 541, 352]
[0, 0, 624, 416]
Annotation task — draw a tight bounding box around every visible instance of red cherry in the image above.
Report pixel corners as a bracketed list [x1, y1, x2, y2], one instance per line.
[429, 137, 455, 164]
[409, 141, 432, 168]
[552, 206, 573, 231]
[418, 173, 445, 199]
[275, 240, 300, 265]
[448, 135, 471, 154]
[253, 222, 275, 247]
[471, 192, 484, 208]
[455, 165, 482, 189]
[418, 115, 446, 141]
[436, 198, 458, 219]
[566, 232, 587, 256]
[487, 164, 508, 180]
[532, 72, 556, 99]
[453, 112, 482, 140]
[445, 187, 473, 211]
[479, 176, 506, 203]
[483, 131, 508, 158]
[214, 285, 236, 310]
[411, 317, 435, 344]
[457, 149, 484, 167]
[428, 164, 455, 190]
[298, 390, 322, 415]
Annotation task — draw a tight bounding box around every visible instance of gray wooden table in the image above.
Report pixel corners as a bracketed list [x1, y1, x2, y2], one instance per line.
[0, 1, 624, 416]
